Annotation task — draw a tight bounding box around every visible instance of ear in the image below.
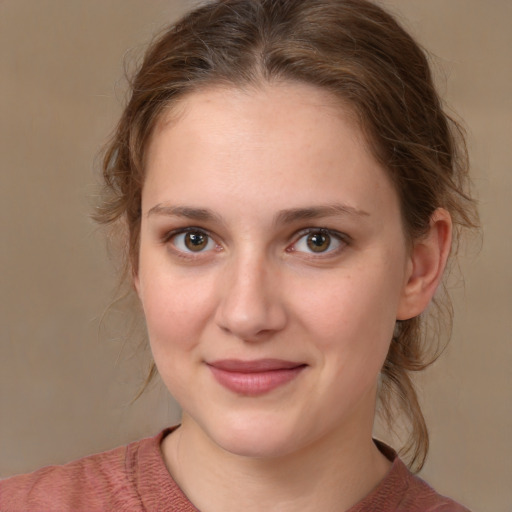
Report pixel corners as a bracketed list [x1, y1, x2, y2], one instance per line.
[133, 274, 141, 295]
[132, 266, 141, 297]
[397, 208, 452, 320]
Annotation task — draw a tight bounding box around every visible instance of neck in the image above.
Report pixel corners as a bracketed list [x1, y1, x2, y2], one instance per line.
[161, 411, 391, 512]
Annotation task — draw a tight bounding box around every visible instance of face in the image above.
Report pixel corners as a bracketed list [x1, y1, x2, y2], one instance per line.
[135, 83, 414, 458]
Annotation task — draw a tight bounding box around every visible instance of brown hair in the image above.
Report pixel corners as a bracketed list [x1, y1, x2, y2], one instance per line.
[96, 0, 478, 471]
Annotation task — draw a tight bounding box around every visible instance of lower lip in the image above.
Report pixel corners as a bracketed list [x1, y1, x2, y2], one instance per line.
[207, 365, 306, 396]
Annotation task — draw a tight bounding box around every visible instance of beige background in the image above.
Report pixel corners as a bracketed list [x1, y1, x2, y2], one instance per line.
[0, 1, 510, 511]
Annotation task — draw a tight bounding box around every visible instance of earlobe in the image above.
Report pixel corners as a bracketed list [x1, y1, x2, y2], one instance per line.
[133, 270, 141, 296]
[397, 208, 452, 320]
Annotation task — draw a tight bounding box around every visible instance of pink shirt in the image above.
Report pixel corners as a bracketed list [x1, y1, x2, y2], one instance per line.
[0, 428, 470, 511]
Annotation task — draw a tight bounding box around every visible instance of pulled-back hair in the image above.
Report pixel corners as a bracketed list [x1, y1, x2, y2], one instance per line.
[95, 0, 478, 471]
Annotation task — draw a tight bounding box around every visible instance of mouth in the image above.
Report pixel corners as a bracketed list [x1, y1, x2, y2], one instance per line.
[206, 359, 307, 396]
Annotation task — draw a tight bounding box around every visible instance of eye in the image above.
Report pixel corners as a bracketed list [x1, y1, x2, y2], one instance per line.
[170, 229, 216, 253]
[292, 229, 344, 254]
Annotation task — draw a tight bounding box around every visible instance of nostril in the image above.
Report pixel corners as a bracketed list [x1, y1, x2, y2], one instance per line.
[214, 261, 287, 339]
[215, 297, 287, 341]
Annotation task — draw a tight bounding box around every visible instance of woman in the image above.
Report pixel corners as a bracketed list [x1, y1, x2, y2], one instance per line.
[0, 0, 477, 510]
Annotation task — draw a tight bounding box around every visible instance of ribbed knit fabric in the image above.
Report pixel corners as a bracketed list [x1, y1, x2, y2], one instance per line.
[0, 428, 470, 511]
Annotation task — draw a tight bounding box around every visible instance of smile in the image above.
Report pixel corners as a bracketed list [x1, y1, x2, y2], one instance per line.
[206, 359, 307, 396]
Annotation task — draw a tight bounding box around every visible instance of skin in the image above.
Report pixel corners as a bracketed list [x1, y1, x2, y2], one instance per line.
[134, 82, 451, 512]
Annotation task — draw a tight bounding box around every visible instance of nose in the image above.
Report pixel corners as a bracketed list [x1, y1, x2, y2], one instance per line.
[214, 254, 287, 341]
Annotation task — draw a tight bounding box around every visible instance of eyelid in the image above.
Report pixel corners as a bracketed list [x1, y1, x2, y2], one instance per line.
[162, 226, 221, 255]
[160, 225, 349, 258]
[288, 228, 350, 255]
[161, 226, 211, 243]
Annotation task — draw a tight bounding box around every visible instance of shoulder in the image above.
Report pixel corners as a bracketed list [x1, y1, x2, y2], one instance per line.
[0, 430, 170, 511]
[349, 442, 472, 512]
[400, 469, 472, 512]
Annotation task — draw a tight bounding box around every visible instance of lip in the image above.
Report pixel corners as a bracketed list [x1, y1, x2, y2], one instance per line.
[207, 359, 307, 396]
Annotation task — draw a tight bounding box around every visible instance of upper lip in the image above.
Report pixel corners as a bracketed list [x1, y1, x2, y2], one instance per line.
[206, 359, 306, 373]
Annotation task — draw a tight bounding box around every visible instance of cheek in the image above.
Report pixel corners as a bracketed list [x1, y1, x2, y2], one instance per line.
[138, 271, 216, 356]
[138, 274, 215, 401]
[291, 264, 402, 364]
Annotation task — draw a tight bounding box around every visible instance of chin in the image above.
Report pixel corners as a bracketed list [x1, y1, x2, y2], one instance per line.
[216, 432, 298, 459]
[201, 412, 306, 459]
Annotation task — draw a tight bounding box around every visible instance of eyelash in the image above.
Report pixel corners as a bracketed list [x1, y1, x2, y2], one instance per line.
[161, 227, 350, 259]
[287, 228, 349, 257]
[162, 227, 221, 259]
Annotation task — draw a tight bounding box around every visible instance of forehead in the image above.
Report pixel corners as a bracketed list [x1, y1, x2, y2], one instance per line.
[152, 82, 361, 152]
[143, 82, 398, 221]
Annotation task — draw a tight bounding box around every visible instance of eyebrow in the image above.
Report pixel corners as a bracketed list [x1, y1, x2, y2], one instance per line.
[274, 204, 370, 225]
[147, 204, 222, 223]
[147, 202, 369, 225]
